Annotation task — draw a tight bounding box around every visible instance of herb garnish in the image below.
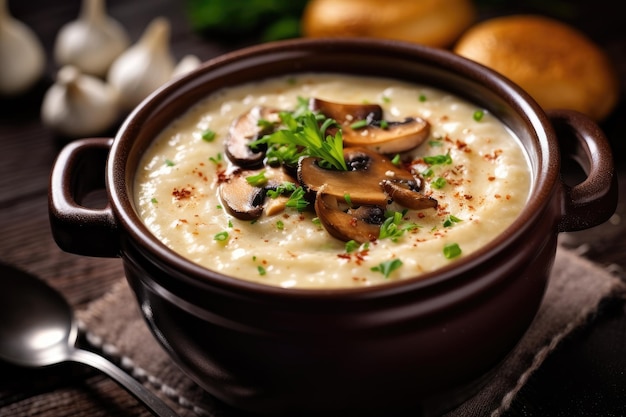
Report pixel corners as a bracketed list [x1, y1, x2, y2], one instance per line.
[443, 242, 462, 259]
[431, 177, 447, 189]
[266, 182, 298, 198]
[214, 231, 229, 242]
[379, 211, 420, 242]
[202, 129, 216, 142]
[371, 259, 403, 278]
[423, 153, 452, 165]
[245, 170, 268, 186]
[345, 240, 360, 253]
[251, 102, 347, 171]
[443, 215, 462, 228]
[285, 186, 309, 212]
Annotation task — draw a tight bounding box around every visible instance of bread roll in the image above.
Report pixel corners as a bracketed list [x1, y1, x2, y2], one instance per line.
[454, 15, 619, 121]
[302, 0, 476, 48]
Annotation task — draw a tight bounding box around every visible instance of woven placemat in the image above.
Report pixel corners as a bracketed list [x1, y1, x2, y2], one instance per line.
[76, 246, 626, 416]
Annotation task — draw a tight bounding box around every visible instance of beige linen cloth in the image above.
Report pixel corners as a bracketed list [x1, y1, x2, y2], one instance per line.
[76, 246, 626, 417]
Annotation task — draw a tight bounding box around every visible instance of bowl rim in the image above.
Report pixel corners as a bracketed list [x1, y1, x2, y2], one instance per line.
[108, 37, 558, 299]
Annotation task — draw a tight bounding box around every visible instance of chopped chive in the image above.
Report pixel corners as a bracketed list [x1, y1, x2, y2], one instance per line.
[246, 170, 268, 187]
[443, 243, 462, 259]
[201, 129, 216, 142]
[165, 159, 175, 166]
[345, 240, 359, 253]
[379, 120, 389, 129]
[431, 177, 447, 189]
[257, 265, 267, 275]
[214, 231, 229, 242]
[391, 154, 401, 166]
[276, 220, 284, 230]
[209, 153, 222, 164]
[419, 94, 427, 102]
[344, 193, 352, 206]
[443, 215, 462, 227]
[371, 259, 403, 278]
[350, 119, 369, 129]
[423, 153, 452, 165]
[473, 110, 485, 121]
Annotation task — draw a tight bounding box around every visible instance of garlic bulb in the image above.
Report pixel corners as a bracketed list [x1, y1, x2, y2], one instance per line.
[0, 0, 46, 96]
[171, 54, 201, 79]
[54, 0, 129, 77]
[41, 65, 120, 138]
[107, 17, 175, 111]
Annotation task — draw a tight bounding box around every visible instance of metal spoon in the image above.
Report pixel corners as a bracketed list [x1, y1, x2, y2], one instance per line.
[0, 262, 179, 417]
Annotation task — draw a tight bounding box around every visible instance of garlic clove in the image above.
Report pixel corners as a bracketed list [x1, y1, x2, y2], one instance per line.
[53, 0, 130, 78]
[41, 65, 121, 138]
[171, 54, 201, 79]
[0, 0, 46, 96]
[107, 17, 175, 111]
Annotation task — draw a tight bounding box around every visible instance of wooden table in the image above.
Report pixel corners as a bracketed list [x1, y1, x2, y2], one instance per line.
[1, 1, 624, 416]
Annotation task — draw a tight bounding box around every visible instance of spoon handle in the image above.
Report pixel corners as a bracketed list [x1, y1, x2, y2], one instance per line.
[68, 347, 179, 417]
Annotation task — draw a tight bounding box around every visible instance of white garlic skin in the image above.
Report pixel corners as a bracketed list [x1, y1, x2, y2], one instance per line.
[54, 0, 130, 77]
[171, 54, 201, 80]
[41, 65, 120, 138]
[107, 17, 175, 111]
[0, 0, 46, 96]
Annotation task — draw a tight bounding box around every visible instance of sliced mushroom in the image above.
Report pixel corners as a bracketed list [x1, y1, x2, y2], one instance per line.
[298, 147, 418, 206]
[219, 167, 297, 220]
[315, 190, 381, 243]
[309, 97, 382, 124]
[381, 180, 438, 210]
[309, 97, 430, 154]
[224, 106, 280, 168]
[343, 117, 430, 154]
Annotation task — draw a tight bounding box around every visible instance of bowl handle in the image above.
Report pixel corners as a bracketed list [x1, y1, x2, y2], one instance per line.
[49, 138, 119, 257]
[550, 109, 618, 232]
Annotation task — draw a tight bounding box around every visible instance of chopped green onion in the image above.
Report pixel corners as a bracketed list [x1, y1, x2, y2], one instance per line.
[276, 220, 284, 230]
[257, 265, 267, 275]
[246, 170, 268, 187]
[379, 120, 389, 129]
[473, 110, 485, 121]
[391, 154, 401, 165]
[443, 243, 462, 259]
[285, 187, 309, 211]
[151, 198, 158, 204]
[209, 153, 222, 164]
[165, 159, 175, 167]
[344, 193, 352, 206]
[350, 119, 369, 130]
[214, 231, 229, 242]
[201, 129, 216, 142]
[267, 182, 298, 198]
[443, 215, 462, 228]
[345, 240, 359, 253]
[423, 153, 452, 165]
[431, 177, 447, 189]
[419, 94, 427, 102]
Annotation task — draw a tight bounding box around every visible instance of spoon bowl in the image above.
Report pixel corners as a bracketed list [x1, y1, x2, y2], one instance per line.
[0, 262, 178, 417]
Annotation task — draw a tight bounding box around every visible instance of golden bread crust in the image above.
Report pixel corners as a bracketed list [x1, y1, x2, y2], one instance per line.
[454, 15, 619, 120]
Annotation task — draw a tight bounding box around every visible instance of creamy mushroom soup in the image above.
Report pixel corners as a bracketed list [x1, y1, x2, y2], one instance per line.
[134, 73, 531, 288]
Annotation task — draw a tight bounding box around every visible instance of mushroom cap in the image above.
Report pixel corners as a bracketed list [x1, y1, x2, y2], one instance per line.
[298, 147, 417, 206]
[225, 106, 280, 168]
[315, 190, 381, 243]
[219, 167, 297, 220]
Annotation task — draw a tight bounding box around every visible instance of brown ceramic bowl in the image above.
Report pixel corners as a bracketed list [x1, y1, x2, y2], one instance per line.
[49, 38, 617, 416]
